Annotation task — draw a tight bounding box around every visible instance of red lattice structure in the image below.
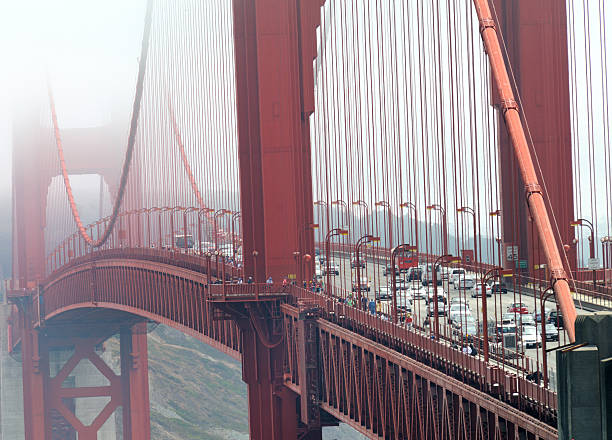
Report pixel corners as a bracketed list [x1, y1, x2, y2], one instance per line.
[12, 0, 606, 438]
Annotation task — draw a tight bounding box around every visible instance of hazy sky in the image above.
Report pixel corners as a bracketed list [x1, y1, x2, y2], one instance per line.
[1, 0, 611, 266]
[0, 0, 147, 195]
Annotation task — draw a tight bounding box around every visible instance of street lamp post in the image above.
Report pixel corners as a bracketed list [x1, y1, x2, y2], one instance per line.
[352, 200, 370, 239]
[489, 209, 502, 268]
[426, 204, 448, 255]
[301, 223, 319, 283]
[540, 287, 555, 388]
[480, 267, 513, 362]
[400, 202, 418, 257]
[331, 200, 349, 230]
[602, 236, 611, 286]
[325, 228, 349, 298]
[375, 201, 393, 249]
[231, 211, 241, 261]
[571, 218, 596, 286]
[214, 209, 231, 252]
[356, 234, 380, 310]
[431, 254, 459, 339]
[391, 244, 417, 324]
[457, 206, 477, 270]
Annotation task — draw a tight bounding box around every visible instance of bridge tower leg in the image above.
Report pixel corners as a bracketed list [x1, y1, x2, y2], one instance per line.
[16, 306, 151, 440]
[236, 302, 324, 440]
[121, 322, 151, 440]
[493, 1, 576, 274]
[232, 0, 322, 282]
[19, 300, 49, 440]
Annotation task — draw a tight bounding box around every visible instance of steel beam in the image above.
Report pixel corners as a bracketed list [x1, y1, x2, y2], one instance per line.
[473, 0, 577, 340]
[121, 322, 151, 440]
[232, 0, 320, 282]
[493, 0, 576, 277]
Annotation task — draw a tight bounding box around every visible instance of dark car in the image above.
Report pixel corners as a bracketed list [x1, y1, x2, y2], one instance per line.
[491, 283, 508, 294]
[407, 267, 423, 281]
[547, 310, 564, 328]
[383, 265, 400, 276]
[351, 256, 366, 269]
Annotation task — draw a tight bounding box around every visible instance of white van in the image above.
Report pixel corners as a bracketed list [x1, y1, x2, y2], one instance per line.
[422, 264, 442, 286]
[450, 268, 466, 285]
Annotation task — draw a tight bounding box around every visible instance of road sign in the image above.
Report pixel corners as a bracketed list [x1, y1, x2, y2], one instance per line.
[516, 260, 528, 269]
[506, 245, 518, 261]
[587, 258, 601, 270]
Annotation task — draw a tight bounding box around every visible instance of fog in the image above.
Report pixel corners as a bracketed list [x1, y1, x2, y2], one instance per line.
[0, 0, 147, 187]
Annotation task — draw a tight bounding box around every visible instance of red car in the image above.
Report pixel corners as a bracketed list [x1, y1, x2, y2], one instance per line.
[507, 303, 529, 314]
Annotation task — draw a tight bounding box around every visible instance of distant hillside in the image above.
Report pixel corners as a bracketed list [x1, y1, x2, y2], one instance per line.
[0, 188, 363, 438]
[109, 325, 364, 440]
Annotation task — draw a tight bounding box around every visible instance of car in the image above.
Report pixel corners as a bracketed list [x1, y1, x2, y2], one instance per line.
[376, 286, 392, 301]
[408, 284, 428, 300]
[450, 297, 470, 307]
[352, 276, 370, 292]
[508, 303, 529, 314]
[454, 276, 476, 290]
[422, 264, 442, 286]
[394, 279, 409, 291]
[426, 301, 448, 317]
[450, 268, 467, 285]
[426, 288, 447, 304]
[452, 315, 477, 338]
[351, 256, 366, 269]
[534, 309, 551, 323]
[471, 283, 492, 298]
[322, 262, 340, 275]
[383, 265, 400, 276]
[548, 310, 564, 328]
[517, 314, 535, 327]
[490, 283, 508, 294]
[520, 325, 541, 349]
[449, 303, 470, 315]
[407, 267, 423, 281]
[449, 309, 473, 326]
[543, 323, 559, 341]
[491, 323, 518, 343]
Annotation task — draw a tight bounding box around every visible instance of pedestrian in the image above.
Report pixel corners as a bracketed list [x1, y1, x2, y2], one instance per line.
[266, 276, 273, 284]
[469, 343, 477, 356]
[368, 300, 376, 315]
[238, 277, 243, 284]
[282, 278, 288, 287]
[247, 276, 254, 284]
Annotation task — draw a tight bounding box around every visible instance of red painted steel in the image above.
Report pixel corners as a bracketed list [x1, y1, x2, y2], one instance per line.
[34, 251, 559, 436]
[492, 0, 577, 278]
[472, 0, 577, 341]
[11, 0, 599, 438]
[12, 293, 152, 440]
[232, 0, 319, 283]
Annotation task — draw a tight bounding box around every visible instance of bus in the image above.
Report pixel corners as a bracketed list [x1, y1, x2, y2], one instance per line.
[396, 248, 418, 272]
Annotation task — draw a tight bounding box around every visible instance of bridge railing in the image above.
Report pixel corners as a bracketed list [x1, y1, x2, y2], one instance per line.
[208, 283, 291, 301]
[45, 207, 244, 277]
[287, 284, 558, 419]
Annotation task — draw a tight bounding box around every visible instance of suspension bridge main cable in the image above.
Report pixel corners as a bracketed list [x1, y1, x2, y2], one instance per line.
[47, 0, 154, 248]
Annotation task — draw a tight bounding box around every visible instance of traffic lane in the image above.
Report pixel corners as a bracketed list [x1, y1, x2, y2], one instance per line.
[321, 253, 566, 372]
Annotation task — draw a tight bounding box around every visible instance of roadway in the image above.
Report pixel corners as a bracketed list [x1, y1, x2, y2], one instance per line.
[318, 250, 604, 390]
